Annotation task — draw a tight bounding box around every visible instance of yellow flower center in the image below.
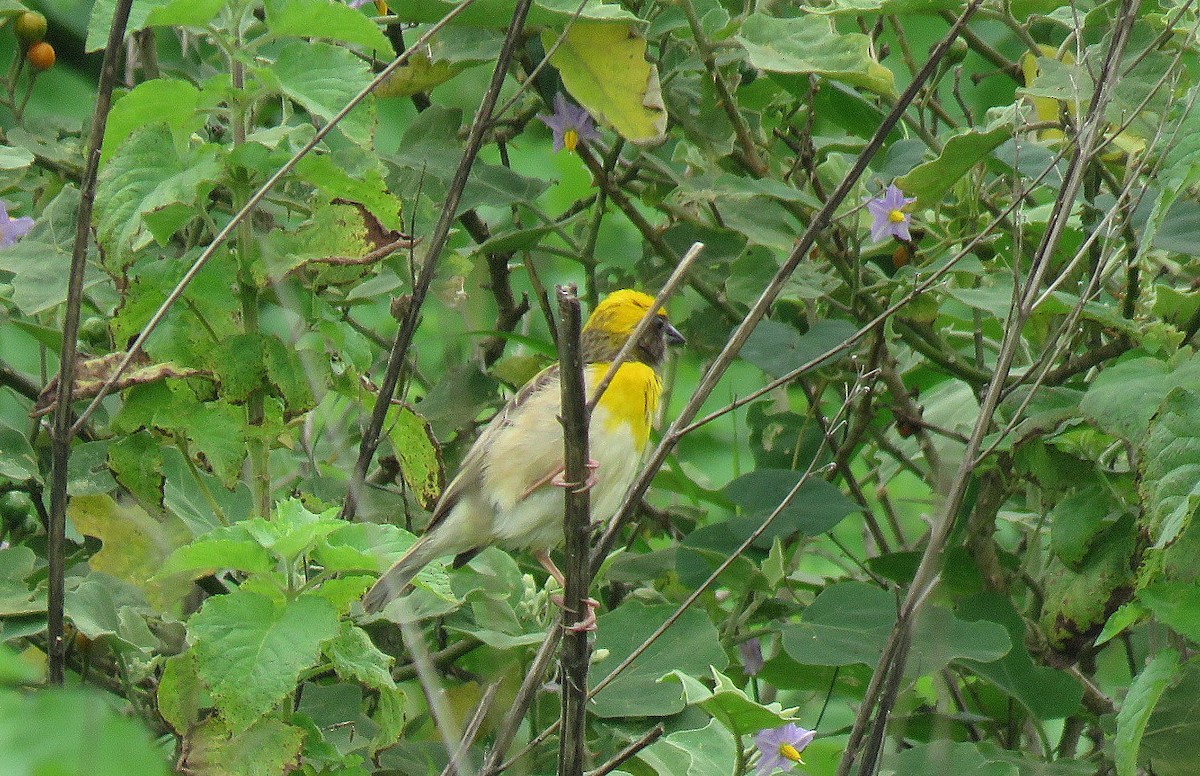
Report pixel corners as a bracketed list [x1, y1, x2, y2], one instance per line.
[564, 128, 580, 152]
[888, 209, 907, 224]
[374, 0, 389, 12]
[779, 743, 804, 764]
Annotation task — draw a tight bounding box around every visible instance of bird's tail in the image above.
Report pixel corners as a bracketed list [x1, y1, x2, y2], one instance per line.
[362, 536, 443, 613]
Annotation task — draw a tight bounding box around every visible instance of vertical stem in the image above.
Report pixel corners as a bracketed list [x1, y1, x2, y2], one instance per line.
[47, 0, 135, 685]
[229, 23, 271, 519]
[557, 286, 591, 776]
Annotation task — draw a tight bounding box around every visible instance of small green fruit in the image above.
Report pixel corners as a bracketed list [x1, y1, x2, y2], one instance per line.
[903, 293, 939, 325]
[14, 11, 47, 46]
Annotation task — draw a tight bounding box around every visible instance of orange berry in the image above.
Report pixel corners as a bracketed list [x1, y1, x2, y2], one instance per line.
[27, 41, 54, 71]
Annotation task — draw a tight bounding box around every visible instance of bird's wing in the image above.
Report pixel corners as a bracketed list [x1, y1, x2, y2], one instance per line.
[422, 364, 562, 533]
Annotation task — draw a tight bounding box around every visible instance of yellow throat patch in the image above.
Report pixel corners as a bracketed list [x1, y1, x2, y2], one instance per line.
[588, 361, 661, 451]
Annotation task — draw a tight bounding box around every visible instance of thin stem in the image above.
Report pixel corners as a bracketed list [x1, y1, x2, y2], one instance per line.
[47, 0, 135, 686]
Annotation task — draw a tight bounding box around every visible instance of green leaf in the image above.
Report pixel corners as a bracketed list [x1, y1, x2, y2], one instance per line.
[462, 162, 551, 212]
[94, 125, 222, 269]
[781, 581, 895, 666]
[317, 522, 417, 573]
[295, 151, 404, 232]
[64, 572, 154, 648]
[1039, 516, 1137, 654]
[1096, 601, 1147, 647]
[101, 78, 204, 164]
[590, 602, 728, 717]
[1081, 354, 1200, 441]
[958, 593, 1083, 719]
[0, 421, 37, 481]
[716, 197, 805, 252]
[1117, 650, 1180, 776]
[189, 589, 340, 731]
[144, 0, 225, 26]
[158, 651, 210, 734]
[636, 718, 738, 776]
[265, 41, 375, 146]
[884, 741, 1017, 776]
[0, 641, 42, 685]
[262, 335, 317, 414]
[0, 688, 170, 775]
[392, 0, 638, 27]
[376, 53, 464, 98]
[265, 0, 393, 54]
[736, 13, 896, 96]
[723, 470, 860, 539]
[265, 200, 390, 278]
[182, 399, 248, 489]
[182, 716, 306, 776]
[896, 126, 1011, 209]
[908, 604, 1012, 675]
[1139, 389, 1200, 549]
[0, 144, 34, 169]
[1133, 86, 1200, 266]
[85, 0, 158, 52]
[1051, 487, 1128, 569]
[664, 668, 798, 735]
[741, 318, 859, 378]
[1141, 658, 1200, 774]
[543, 22, 667, 144]
[0, 238, 81, 315]
[385, 405, 444, 511]
[159, 537, 276, 577]
[0, 546, 40, 617]
[324, 622, 396, 690]
[803, 0, 963, 13]
[1139, 583, 1200, 641]
[371, 686, 409, 754]
[107, 430, 166, 511]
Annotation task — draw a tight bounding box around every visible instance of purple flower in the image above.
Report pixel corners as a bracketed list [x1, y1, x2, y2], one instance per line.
[739, 638, 764, 676]
[0, 201, 34, 248]
[537, 93, 601, 152]
[754, 723, 815, 775]
[347, 0, 386, 10]
[865, 184, 916, 243]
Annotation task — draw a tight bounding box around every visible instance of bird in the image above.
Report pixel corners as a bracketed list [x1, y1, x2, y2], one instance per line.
[362, 289, 685, 620]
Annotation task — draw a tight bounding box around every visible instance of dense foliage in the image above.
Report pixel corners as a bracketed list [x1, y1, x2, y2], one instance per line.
[3, 0, 1200, 773]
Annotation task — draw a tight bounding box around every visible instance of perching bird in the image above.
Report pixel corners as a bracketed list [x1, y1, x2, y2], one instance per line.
[362, 289, 684, 616]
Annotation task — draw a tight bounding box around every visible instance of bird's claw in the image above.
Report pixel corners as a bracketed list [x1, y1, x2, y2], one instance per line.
[551, 593, 600, 632]
[552, 458, 600, 493]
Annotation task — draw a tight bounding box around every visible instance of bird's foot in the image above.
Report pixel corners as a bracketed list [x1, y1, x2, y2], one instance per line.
[551, 458, 600, 493]
[551, 593, 600, 632]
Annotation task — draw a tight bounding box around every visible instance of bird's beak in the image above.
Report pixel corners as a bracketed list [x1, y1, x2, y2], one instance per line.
[664, 322, 686, 346]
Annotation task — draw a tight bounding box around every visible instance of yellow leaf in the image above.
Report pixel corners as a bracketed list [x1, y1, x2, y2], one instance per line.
[68, 494, 193, 613]
[544, 22, 667, 145]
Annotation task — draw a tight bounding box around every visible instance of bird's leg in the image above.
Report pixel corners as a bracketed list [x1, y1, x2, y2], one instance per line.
[550, 458, 600, 493]
[535, 548, 599, 632]
[518, 459, 599, 500]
